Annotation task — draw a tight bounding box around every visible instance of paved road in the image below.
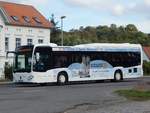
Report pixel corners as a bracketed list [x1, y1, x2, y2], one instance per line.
[0, 77, 150, 113]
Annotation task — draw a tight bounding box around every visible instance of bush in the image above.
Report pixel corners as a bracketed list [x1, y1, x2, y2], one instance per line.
[4, 63, 13, 80]
[143, 61, 150, 75]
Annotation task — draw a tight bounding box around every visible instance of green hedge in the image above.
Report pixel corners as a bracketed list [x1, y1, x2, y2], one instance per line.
[4, 63, 13, 80]
[143, 61, 150, 75]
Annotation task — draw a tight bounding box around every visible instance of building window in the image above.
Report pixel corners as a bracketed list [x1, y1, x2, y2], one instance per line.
[5, 37, 9, 52]
[16, 28, 21, 32]
[27, 39, 33, 45]
[23, 16, 30, 23]
[11, 16, 19, 22]
[38, 39, 43, 44]
[33, 17, 42, 24]
[39, 30, 43, 33]
[16, 38, 21, 48]
[28, 29, 32, 33]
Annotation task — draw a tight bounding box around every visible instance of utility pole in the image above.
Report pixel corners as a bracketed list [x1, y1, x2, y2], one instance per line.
[60, 16, 66, 46]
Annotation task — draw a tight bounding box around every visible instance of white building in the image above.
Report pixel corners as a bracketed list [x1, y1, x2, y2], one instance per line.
[0, 1, 52, 78]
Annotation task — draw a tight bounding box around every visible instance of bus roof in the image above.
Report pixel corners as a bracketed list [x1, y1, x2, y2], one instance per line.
[74, 43, 141, 48]
[33, 43, 142, 52]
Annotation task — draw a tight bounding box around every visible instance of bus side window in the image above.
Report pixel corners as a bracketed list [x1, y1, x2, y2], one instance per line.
[60, 56, 67, 67]
[54, 56, 60, 68]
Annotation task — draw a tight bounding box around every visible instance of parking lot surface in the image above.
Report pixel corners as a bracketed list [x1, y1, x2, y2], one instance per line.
[0, 77, 150, 113]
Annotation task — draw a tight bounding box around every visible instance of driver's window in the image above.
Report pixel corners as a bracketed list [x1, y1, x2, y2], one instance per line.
[33, 52, 45, 72]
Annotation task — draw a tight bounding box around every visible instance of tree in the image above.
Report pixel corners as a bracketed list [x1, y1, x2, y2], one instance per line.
[50, 14, 61, 45]
[110, 24, 117, 30]
[125, 24, 138, 32]
[96, 25, 111, 42]
[61, 24, 149, 46]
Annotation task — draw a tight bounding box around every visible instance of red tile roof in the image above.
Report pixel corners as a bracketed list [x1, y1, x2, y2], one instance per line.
[0, 1, 52, 28]
[143, 46, 150, 60]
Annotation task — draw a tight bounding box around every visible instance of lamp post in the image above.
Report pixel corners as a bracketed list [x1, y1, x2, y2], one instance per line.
[60, 16, 66, 46]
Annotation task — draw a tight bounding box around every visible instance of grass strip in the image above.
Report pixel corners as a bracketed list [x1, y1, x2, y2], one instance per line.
[115, 89, 150, 101]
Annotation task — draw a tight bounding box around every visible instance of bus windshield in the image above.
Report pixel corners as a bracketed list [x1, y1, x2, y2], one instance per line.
[33, 46, 52, 72]
[14, 46, 33, 73]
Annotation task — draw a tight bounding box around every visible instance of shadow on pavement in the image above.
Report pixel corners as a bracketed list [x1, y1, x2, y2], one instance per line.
[10, 78, 142, 88]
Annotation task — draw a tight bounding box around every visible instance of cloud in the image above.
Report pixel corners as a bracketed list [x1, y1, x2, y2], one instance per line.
[64, 0, 130, 16]
[20, 0, 49, 7]
[112, 4, 125, 16]
[2, 0, 150, 17]
[128, 2, 137, 9]
[64, 0, 111, 9]
[137, 20, 150, 33]
[64, 0, 150, 17]
[64, 0, 115, 13]
[144, 0, 150, 6]
[63, 0, 150, 33]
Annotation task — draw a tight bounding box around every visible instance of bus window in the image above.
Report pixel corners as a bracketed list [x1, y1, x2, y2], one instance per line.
[54, 56, 67, 68]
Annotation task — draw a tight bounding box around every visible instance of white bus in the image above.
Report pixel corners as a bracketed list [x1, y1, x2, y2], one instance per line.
[12, 43, 143, 85]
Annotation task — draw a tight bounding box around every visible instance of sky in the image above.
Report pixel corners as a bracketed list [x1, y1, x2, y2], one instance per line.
[1, 0, 150, 33]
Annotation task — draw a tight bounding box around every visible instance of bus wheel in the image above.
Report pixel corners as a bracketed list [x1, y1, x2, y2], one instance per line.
[57, 73, 68, 85]
[114, 71, 122, 82]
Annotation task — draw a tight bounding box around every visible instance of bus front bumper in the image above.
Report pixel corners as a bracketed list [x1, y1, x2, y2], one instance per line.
[13, 72, 56, 83]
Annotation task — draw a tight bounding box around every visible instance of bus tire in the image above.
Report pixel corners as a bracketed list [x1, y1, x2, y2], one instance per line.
[57, 72, 68, 85]
[114, 70, 123, 82]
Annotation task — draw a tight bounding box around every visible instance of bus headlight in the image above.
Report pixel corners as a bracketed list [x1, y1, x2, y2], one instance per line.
[28, 75, 34, 80]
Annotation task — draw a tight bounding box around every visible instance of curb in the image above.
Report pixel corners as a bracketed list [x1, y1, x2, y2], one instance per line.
[143, 76, 150, 78]
[0, 81, 13, 85]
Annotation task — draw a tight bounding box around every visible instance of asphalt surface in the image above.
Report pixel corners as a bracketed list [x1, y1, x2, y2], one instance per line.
[0, 77, 150, 113]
